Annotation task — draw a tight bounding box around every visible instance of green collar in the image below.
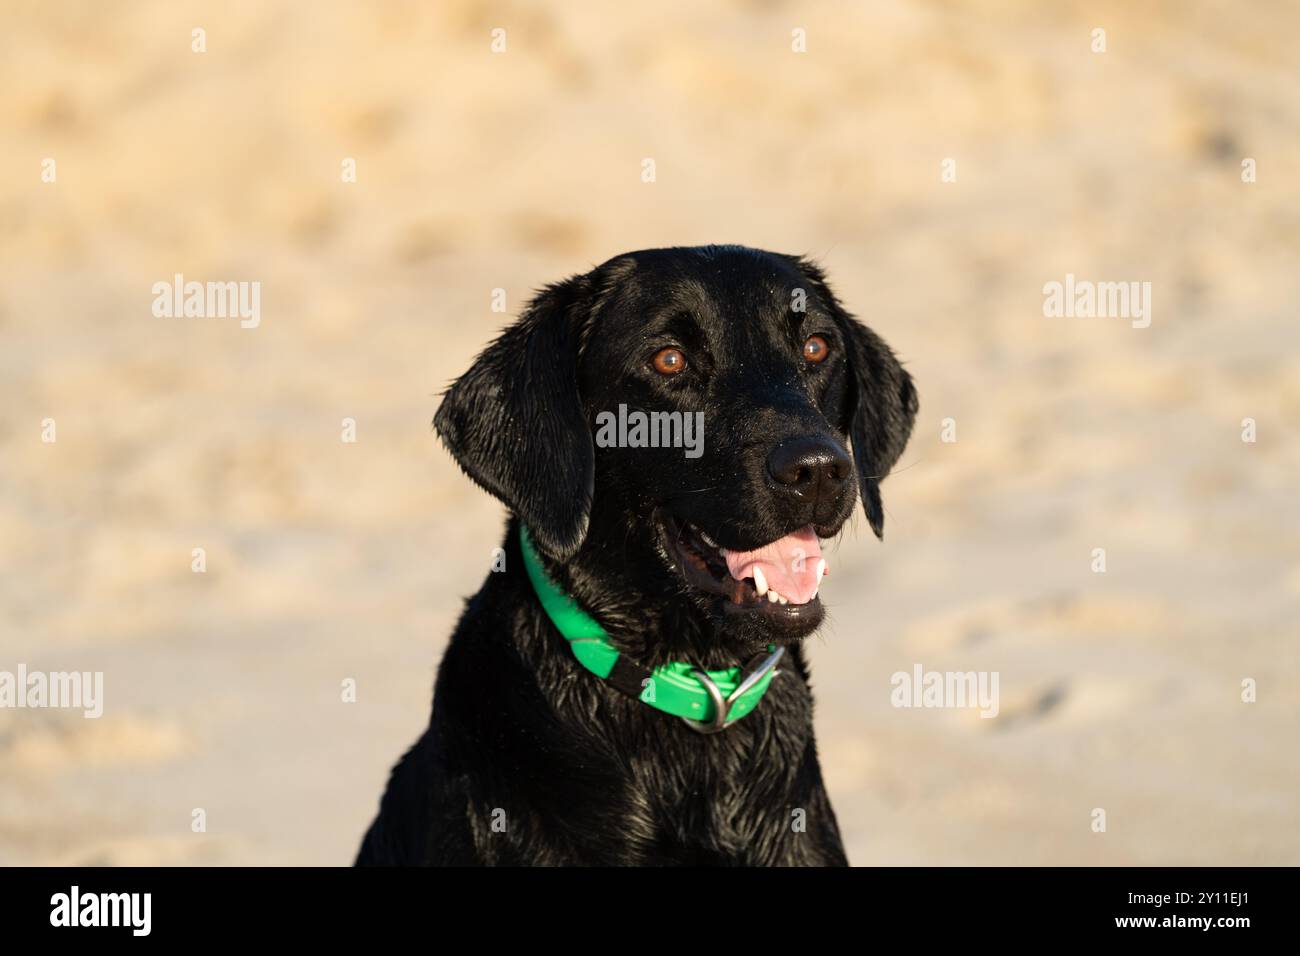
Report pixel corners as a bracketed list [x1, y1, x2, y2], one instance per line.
[518, 525, 784, 733]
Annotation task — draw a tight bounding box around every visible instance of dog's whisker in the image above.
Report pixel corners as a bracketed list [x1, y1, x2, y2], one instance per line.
[862, 455, 923, 482]
[660, 485, 726, 500]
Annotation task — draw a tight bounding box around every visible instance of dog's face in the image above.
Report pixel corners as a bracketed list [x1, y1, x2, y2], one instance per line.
[436, 246, 916, 654]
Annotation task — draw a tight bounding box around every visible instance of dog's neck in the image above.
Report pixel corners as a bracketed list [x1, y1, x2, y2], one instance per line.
[513, 519, 760, 671]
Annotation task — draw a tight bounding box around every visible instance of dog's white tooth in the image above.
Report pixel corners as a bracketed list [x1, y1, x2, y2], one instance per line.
[767, 589, 779, 603]
[811, 589, 819, 601]
[752, 565, 768, 597]
[778, 594, 789, 605]
[718, 547, 728, 557]
[816, 559, 827, 583]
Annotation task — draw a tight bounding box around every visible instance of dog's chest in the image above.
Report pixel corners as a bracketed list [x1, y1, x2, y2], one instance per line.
[611, 685, 815, 860]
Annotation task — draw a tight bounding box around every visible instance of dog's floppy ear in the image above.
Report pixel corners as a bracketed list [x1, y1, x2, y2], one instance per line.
[433, 276, 594, 562]
[795, 259, 918, 539]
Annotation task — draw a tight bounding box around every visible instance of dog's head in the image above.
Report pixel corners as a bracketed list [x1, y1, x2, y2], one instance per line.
[435, 246, 917, 654]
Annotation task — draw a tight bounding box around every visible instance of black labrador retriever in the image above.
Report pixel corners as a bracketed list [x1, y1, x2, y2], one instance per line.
[356, 245, 916, 866]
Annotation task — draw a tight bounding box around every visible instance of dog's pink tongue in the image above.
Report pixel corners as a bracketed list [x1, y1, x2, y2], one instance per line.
[724, 526, 825, 604]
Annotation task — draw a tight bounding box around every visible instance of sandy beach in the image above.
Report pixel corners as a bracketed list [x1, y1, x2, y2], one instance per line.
[1, 0, 1297, 865]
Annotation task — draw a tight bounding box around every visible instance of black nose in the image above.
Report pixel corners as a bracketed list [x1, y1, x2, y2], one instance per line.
[766, 436, 852, 501]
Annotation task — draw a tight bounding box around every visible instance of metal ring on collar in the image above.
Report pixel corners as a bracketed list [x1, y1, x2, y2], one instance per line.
[679, 645, 785, 735]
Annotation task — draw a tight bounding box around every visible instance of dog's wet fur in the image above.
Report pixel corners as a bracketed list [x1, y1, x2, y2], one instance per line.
[357, 245, 916, 865]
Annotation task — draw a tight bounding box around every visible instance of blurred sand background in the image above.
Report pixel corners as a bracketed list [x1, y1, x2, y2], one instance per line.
[1, 0, 1298, 865]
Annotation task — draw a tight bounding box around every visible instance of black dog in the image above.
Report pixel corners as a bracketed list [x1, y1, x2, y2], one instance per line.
[357, 245, 916, 865]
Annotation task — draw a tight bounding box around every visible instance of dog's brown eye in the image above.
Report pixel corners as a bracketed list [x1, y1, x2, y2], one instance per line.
[803, 335, 830, 364]
[651, 347, 687, 375]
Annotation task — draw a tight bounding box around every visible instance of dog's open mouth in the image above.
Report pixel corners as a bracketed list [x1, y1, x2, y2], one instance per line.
[657, 514, 829, 625]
